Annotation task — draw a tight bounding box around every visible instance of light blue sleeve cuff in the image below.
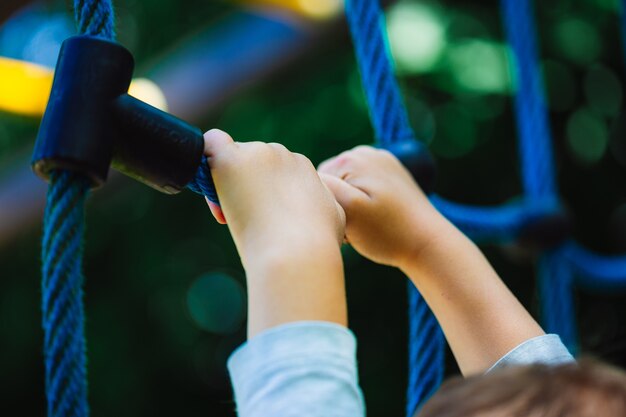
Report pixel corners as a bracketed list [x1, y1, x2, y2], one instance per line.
[228, 321, 365, 417]
[487, 334, 575, 373]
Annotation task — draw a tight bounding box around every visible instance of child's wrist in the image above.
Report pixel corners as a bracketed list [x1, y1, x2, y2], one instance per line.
[242, 233, 342, 277]
[397, 215, 462, 276]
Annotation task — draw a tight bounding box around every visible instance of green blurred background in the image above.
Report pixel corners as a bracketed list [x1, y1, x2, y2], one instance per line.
[1, 0, 625, 416]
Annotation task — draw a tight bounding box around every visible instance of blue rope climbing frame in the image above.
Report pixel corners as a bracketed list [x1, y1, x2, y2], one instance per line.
[37, 0, 626, 416]
[344, 0, 626, 414]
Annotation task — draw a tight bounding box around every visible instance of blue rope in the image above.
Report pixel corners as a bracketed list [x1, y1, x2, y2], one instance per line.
[42, 171, 91, 417]
[40, 2, 115, 417]
[344, 0, 415, 145]
[186, 156, 219, 204]
[406, 284, 444, 417]
[431, 196, 559, 243]
[538, 250, 577, 352]
[75, 0, 116, 39]
[344, 1, 443, 414]
[500, 0, 579, 351]
[500, 0, 626, 350]
[563, 243, 626, 290]
[500, 0, 556, 202]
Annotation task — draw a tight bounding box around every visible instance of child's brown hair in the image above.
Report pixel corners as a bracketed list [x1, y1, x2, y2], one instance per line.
[419, 359, 626, 417]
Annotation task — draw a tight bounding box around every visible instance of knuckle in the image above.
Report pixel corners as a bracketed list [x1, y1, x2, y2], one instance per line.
[268, 142, 288, 152]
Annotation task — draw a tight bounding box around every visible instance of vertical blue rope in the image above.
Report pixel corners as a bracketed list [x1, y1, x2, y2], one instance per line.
[344, 0, 416, 145]
[41, 2, 115, 417]
[501, 0, 577, 350]
[500, 0, 556, 202]
[42, 171, 91, 417]
[74, 0, 116, 39]
[538, 250, 577, 352]
[406, 284, 444, 416]
[344, 1, 443, 415]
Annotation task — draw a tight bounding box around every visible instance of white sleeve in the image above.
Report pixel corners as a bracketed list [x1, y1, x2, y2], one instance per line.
[487, 334, 575, 372]
[227, 321, 366, 417]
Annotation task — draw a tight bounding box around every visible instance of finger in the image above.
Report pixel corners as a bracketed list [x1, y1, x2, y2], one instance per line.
[318, 153, 353, 179]
[203, 129, 235, 157]
[320, 173, 369, 213]
[206, 197, 227, 224]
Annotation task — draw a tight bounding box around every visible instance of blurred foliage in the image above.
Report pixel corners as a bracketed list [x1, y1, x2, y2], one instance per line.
[1, 0, 626, 416]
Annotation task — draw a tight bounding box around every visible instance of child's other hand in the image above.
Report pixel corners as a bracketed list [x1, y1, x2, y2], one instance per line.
[203, 129, 345, 270]
[318, 145, 448, 269]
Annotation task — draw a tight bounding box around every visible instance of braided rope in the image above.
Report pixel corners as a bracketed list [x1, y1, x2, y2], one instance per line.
[40, 2, 115, 417]
[406, 285, 444, 417]
[563, 243, 626, 290]
[500, 0, 556, 202]
[500, 0, 626, 349]
[500, 0, 579, 350]
[42, 171, 91, 417]
[186, 156, 219, 204]
[538, 250, 577, 351]
[74, 0, 116, 39]
[344, 0, 415, 145]
[343, 1, 443, 415]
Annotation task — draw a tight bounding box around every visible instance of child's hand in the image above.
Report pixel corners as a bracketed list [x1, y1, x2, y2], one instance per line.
[204, 129, 345, 268]
[318, 145, 449, 270]
[204, 129, 348, 337]
[321, 146, 546, 375]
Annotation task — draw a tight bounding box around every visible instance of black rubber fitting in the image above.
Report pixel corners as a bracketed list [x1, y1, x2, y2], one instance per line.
[112, 95, 204, 194]
[32, 35, 204, 194]
[518, 203, 572, 249]
[32, 36, 133, 186]
[384, 140, 436, 194]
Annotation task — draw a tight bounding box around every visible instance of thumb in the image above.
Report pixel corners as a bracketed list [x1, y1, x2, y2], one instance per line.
[319, 173, 369, 217]
[203, 128, 235, 158]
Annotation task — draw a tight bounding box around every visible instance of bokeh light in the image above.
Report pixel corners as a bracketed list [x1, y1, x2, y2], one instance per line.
[584, 65, 623, 118]
[297, 0, 343, 20]
[239, 0, 343, 20]
[566, 107, 609, 165]
[186, 272, 246, 334]
[0, 57, 52, 116]
[128, 78, 169, 111]
[387, 1, 446, 74]
[446, 40, 512, 94]
[553, 17, 601, 65]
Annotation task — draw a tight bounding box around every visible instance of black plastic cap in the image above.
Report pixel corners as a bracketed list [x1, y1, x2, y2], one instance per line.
[384, 140, 436, 194]
[32, 36, 134, 186]
[112, 95, 204, 194]
[518, 204, 572, 249]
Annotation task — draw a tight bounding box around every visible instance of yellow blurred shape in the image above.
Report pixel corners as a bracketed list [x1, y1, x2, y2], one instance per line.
[239, 0, 343, 20]
[0, 57, 53, 116]
[0, 57, 168, 117]
[128, 78, 168, 112]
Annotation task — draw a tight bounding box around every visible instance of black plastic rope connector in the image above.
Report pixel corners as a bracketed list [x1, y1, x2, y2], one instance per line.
[383, 140, 436, 195]
[518, 202, 572, 249]
[32, 35, 204, 194]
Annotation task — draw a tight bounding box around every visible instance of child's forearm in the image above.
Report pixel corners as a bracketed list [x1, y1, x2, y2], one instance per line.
[400, 217, 544, 375]
[244, 239, 347, 339]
